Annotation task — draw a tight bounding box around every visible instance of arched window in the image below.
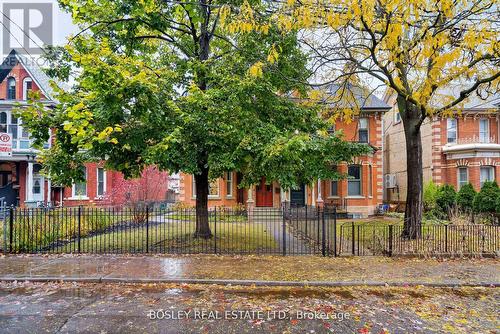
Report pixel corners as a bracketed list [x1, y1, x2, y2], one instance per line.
[23, 77, 32, 100]
[7, 77, 16, 100]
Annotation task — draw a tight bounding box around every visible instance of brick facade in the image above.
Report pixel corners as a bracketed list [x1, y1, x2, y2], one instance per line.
[180, 111, 387, 217]
[384, 91, 499, 203]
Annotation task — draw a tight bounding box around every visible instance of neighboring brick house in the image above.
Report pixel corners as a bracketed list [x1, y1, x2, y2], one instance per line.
[383, 90, 499, 204]
[179, 86, 391, 217]
[0, 50, 169, 207]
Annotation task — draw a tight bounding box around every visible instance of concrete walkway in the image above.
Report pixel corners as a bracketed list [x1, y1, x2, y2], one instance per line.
[0, 255, 498, 286]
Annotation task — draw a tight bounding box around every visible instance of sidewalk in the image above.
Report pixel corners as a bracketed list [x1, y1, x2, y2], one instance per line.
[0, 254, 498, 286]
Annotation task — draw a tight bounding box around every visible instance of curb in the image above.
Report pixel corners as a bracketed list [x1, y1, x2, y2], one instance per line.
[0, 277, 498, 287]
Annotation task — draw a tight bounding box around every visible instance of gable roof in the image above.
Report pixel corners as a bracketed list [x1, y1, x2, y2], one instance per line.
[0, 49, 60, 101]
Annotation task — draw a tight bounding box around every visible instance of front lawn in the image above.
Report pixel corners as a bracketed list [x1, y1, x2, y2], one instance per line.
[55, 220, 279, 254]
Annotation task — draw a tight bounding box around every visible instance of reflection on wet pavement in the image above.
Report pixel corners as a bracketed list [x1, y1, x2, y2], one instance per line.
[0, 255, 498, 284]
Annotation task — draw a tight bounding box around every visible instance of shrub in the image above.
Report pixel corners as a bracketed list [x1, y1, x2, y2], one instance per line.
[456, 183, 476, 212]
[473, 181, 499, 214]
[436, 184, 457, 213]
[497, 193, 500, 214]
[423, 181, 439, 211]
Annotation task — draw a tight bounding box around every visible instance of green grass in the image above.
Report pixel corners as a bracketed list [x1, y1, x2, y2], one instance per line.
[54, 220, 279, 254]
[289, 218, 498, 255]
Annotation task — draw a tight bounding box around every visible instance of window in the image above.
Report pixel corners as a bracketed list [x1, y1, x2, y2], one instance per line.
[480, 166, 494, 188]
[447, 118, 457, 143]
[458, 167, 468, 189]
[368, 165, 373, 197]
[97, 167, 106, 197]
[7, 77, 15, 100]
[330, 166, 338, 196]
[225, 172, 233, 198]
[479, 119, 489, 143]
[348, 165, 362, 196]
[23, 78, 32, 100]
[394, 112, 401, 124]
[192, 175, 220, 198]
[72, 167, 87, 197]
[358, 118, 369, 143]
[0, 112, 6, 133]
[33, 179, 41, 194]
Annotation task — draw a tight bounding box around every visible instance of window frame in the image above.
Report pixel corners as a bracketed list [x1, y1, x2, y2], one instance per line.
[347, 165, 363, 197]
[225, 172, 233, 198]
[96, 167, 106, 197]
[447, 118, 458, 144]
[192, 175, 221, 199]
[22, 77, 33, 100]
[358, 117, 369, 143]
[479, 166, 495, 188]
[0, 112, 7, 133]
[394, 111, 401, 124]
[479, 118, 489, 143]
[457, 167, 468, 189]
[368, 165, 373, 197]
[7, 77, 16, 100]
[71, 166, 88, 198]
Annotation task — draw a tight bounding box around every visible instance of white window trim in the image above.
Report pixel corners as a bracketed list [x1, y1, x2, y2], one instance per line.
[192, 175, 221, 199]
[368, 165, 373, 198]
[225, 172, 233, 198]
[71, 167, 88, 199]
[457, 167, 468, 189]
[95, 167, 107, 198]
[347, 165, 363, 196]
[447, 118, 458, 143]
[479, 118, 489, 143]
[479, 166, 495, 187]
[394, 111, 401, 124]
[329, 179, 338, 197]
[358, 117, 369, 143]
[22, 77, 33, 100]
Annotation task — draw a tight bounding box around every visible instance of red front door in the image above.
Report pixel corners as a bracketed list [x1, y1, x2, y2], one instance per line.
[256, 177, 273, 207]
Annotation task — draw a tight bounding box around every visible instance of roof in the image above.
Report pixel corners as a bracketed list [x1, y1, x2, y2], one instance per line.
[430, 84, 499, 111]
[0, 49, 63, 101]
[315, 83, 391, 111]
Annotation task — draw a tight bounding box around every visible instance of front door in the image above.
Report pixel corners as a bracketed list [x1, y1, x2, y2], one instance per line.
[256, 177, 273, 207]
[290, 184, 306, 207]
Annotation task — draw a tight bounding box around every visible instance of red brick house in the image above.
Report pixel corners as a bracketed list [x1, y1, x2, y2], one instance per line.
[0, 50, 170, 207]
[383, 90, 499, 204]
[179, 86, 391, 217]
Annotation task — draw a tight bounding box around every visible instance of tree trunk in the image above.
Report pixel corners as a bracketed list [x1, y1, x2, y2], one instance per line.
[399, 97, 423, 239]
[194, 167, 212, 238]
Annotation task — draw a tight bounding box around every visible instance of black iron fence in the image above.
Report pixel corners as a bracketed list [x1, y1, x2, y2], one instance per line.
[0, 206, 498, 256]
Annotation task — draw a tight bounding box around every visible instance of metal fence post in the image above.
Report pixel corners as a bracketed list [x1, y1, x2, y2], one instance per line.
[214, 206, 217, 254]
[333, 207, 337, 257]
[321, 208, 326, 257]
[282, 206, 286, 256]
[388, 225, 393, 257]
[146, 206, 149, 253]
[305, 205, 308, 237]
[351, 221, 355, 255]
[77, 206, 81, 254]
[9, 207, 13, 253]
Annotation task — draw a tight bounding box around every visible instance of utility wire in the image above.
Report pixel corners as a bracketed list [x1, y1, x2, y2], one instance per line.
[0, 9, 46, 52]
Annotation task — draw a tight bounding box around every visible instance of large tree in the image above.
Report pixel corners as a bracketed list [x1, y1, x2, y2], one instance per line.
[236, 0, 499, 238]
[20, 0, 369, 238]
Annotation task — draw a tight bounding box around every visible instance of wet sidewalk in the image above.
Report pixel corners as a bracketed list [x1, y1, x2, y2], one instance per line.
[0, 255, 498, 286]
